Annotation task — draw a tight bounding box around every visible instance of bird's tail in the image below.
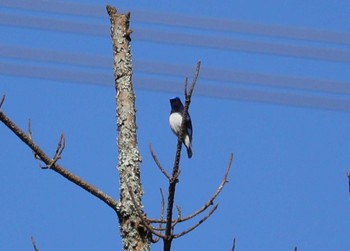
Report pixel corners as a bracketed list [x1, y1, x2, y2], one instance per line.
[186, 146, 192, 159]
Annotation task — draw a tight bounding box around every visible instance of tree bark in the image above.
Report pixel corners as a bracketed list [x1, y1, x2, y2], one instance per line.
[107, 6, 150, 251]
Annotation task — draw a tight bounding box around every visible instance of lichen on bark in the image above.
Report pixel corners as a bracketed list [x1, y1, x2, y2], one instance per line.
[107, 5, 150, 251]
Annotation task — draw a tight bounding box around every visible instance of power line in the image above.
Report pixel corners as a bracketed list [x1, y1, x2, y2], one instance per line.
[1, 45, 350, 95]
[1, 0, 105, 18]
[2, 0, 350, 46]
[133, 12, 350, 46]
[1, 1, 349, 112]
[0, 12, 108, 36]
[135, 29, 350, 63]
[1, 61, 350, 113]
[1, 13, 350, 63]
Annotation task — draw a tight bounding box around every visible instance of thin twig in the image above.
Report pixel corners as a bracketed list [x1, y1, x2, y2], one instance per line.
[347, 172, 350, 194]
[180, 153, 233, 222]
[0, 109, 120, 212]
[160, 188, 165, 220]
[46, 134, 65, 169]
[171, 205, 183, 228]
[176, 205, 182, 219]
[0, 94, 5, 109]
[149, 144, 171, 180]
[147, 153, 233, 226]
[55, 134, 65, 158]
[232, 238, 236, 251]
[126, 183, 166, 239]
[186, 61, 201, 98]
[184, 77, 189, 97]
[173, 203, 218, 239]
[28, 119, 41, 162]
[145, 218, 166, 224]
[28, 119, 33, 139]
[31, 236, 39, 251]
[151, 188, 166, 243]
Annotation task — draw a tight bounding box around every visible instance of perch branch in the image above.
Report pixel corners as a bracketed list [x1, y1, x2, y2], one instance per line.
[164, 61, 201, 246]
[162, 62, 201, 251]
[0, 109, 120, 212]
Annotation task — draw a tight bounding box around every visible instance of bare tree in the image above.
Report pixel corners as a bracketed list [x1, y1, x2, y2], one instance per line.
[0, 5, 232, 251]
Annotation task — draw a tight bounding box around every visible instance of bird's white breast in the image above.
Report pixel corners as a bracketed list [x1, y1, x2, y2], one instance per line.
[169, 112, 182, 135]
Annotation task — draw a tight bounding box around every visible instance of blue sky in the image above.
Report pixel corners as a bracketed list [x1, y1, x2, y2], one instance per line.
[1, 0, 350, 251]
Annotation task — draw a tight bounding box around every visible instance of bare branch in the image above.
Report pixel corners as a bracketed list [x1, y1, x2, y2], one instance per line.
[164, 63, 201, 250]
[176, 205, 182, 219]
[146, 218, 166, 224]
[171, 205, 182, 228]
[160, 188, 165, 221]
[28, 119, 42, 162]
[180, 153, 233, 222]
[0, 94, 5, 109]
[149, 144, 171, 180]
[31, 236, 39, 251]
[184, 77, 189, 97]
[0, 109, 120, 212]
[186, 61, 201, 98]
[151, 188, 166, 243]
[46, 133, 65, 169]
[162, 62, 204, 251]
[55, 134, 65, 159]
[147, 188, 167, 227]
[126, 183, 166, 239]
[347, 172, 350, 194]
[28, 119, 33, 139]
[232, 238, 236, 251]
[173, 203, 218, 239]
[148, 152, 232, 228]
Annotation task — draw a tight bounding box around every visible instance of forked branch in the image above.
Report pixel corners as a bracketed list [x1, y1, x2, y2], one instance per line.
[0, 105, 120, 213]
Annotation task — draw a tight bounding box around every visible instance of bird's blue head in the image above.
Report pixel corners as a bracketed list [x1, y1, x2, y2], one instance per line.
[169, 97, 183, 111]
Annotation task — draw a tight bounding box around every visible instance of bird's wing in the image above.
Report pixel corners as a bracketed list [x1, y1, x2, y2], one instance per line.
[185, 114, 193, 140]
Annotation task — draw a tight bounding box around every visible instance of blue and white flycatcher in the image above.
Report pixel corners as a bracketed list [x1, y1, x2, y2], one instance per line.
[169, 97, 193, 158]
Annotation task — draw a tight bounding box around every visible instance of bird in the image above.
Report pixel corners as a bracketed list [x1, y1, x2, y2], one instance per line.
[169, 97, 193, 158]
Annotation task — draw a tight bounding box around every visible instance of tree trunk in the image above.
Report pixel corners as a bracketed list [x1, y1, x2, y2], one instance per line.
[107, 6, 150, 251]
